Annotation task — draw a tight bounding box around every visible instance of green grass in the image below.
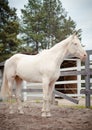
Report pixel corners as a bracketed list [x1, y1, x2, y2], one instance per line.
[58, 104, 92, 109]
[2, 98, 16, 103]
[35, 99, 41, 103]
[72, 105, 92, 109]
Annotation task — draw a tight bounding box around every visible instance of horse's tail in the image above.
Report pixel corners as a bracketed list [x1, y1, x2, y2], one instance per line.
[0, 66, 10, 100]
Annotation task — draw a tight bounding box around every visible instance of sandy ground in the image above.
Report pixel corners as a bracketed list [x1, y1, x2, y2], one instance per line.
[56, 97, 92, 107]
[0, 98, 92, 130]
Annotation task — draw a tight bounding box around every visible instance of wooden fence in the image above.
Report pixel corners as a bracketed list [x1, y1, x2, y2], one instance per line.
[58, 50, 92, 107]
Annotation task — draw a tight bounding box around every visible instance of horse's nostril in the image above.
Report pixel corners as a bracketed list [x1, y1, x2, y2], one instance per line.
[84, 54, 86, 57]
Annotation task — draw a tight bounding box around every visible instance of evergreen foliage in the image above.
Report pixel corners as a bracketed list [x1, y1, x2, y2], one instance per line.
[0, 0, 21, 61]
[0, 0, 82, 60]
[20, 0, 81, 53]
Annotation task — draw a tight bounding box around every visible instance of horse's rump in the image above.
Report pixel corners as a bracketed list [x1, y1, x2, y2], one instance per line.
[0, 66, 10, 99]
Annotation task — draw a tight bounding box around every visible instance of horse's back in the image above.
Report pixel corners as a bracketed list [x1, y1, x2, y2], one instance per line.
[5, 54, 30, 66]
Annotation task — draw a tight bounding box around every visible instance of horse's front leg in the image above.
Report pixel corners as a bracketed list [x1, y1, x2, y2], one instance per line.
[49, 81, 55, 104]
[42, 80, 51, 117]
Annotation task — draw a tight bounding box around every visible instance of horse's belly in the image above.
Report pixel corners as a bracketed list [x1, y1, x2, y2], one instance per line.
[16, 58, 60, 83]
[16, 65, 42, 82]
[17, 70, 42, 82]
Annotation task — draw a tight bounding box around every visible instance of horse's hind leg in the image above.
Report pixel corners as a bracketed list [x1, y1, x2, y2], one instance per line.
[7, 78, 15, 114]
[15, 76, 24, 114]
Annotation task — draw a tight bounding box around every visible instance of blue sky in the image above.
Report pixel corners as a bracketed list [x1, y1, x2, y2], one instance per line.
[8, 0, 92, 50]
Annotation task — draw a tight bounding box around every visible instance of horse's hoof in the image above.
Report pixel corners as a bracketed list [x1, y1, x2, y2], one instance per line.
[9, 110, 14, 114]
[19, 112, 24, 114]
[18, 109, 24, 114]
[19, 111, 24, 114]
[46, 112, 51, 117]
[41, 112, 51, 117]
[41, 112, 47, 117]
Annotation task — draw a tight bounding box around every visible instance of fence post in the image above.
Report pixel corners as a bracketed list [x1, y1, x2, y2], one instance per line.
[77, 59, 81, 97]
[85, 54, 90, 108]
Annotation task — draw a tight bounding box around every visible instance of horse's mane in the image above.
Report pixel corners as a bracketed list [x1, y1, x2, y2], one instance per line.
[38, 35, 73, 56]
[39, 49, 49, 55]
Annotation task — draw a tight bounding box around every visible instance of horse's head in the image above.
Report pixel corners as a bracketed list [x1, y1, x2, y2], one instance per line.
[67, 33, 87, 61]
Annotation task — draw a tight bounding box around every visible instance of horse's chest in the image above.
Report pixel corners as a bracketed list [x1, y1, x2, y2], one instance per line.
[49, 69, 60, 81]
[40, 64, 60, 81]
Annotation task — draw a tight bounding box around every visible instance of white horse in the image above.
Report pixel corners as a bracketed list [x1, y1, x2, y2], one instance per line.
[1, 33, 87, 117]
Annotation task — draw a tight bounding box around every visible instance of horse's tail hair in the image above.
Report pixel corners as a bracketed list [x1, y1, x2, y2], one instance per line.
[0, 67, 10, 100]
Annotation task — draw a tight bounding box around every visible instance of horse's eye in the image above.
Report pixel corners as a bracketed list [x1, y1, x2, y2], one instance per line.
[74, 43, 77, 45]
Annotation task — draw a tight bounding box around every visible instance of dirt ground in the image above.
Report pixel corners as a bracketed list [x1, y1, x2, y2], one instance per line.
[0, 100, 92, 130]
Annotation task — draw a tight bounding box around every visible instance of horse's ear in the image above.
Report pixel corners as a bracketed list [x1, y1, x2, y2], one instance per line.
[72, 32, 77, 38]
[72, 29, 81, 37]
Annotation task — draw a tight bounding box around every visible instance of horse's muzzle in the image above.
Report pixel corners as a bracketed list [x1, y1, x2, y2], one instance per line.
[81, 52, 87, 61]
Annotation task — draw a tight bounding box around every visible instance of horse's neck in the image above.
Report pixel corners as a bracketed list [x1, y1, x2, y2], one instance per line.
[49, 39, 69, 67]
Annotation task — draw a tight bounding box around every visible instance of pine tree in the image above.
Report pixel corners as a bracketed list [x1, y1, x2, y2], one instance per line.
[0, 0, 21, 61]
[21, 0, 44, 53]
[42, 0, 69, 48]
[21, 0, 81, 53]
